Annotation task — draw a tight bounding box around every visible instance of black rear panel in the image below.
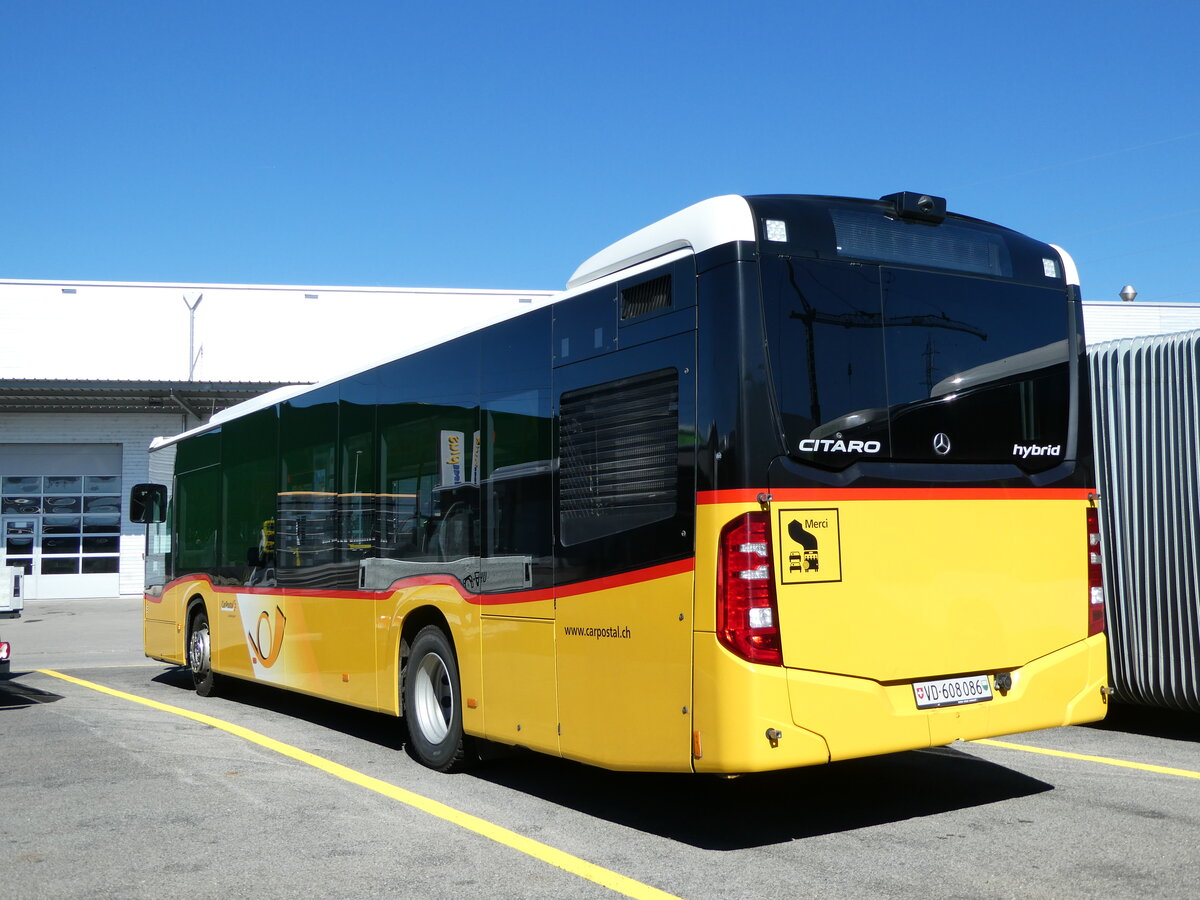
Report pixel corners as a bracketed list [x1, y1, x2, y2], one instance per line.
[696, 196, 1091, 494]
[763, 257, 1074, 472]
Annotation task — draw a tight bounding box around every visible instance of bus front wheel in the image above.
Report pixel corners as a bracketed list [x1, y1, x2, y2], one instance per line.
[403, 625, 467, 772]
[188, 607, 219, 697]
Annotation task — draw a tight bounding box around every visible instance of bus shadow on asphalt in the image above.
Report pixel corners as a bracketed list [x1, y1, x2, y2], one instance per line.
[151, 667, 407, 752]
[0, 674, 64, 710]
[149, 666, 1052, 849]
[471, 746, 1053, 849]
[1082, 702, 1200, 743]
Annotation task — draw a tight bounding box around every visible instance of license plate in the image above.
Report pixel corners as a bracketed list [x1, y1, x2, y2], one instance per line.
[912, 674, 993, 709]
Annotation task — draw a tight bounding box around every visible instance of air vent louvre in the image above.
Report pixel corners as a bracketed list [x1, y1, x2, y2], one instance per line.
[620, 275, 672, 320]
[559, 368, 678, 546]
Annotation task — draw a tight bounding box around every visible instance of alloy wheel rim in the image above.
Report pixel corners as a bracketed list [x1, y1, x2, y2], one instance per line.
[413, 654, 452, 743]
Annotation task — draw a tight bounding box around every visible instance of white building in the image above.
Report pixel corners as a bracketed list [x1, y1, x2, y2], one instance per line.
[0, 280, 556, 599]
[1082, 300, 1200, 344]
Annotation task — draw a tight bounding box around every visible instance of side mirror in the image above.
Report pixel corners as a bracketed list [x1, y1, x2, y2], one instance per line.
[129, 483, 168, 524]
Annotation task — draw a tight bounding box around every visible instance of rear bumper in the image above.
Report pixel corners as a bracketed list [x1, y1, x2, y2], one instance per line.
[692, 632, 1108, 774]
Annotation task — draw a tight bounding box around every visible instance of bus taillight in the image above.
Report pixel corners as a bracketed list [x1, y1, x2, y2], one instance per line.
[1087, 507, 1105, 636]
[717, 512, 783, 666]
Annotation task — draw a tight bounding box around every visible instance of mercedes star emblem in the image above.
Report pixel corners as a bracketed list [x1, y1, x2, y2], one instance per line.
[932, 433, 952, 456]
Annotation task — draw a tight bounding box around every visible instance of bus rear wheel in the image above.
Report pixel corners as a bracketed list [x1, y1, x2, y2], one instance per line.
[188, 607, 219, 697]
[403, 625, 467, 772]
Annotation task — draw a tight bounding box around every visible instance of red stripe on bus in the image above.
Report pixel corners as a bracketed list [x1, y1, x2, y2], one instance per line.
[697, 487, 1094, 504]
[553, 557, 694, 601]
[391, 558, 694, 605]
[177, 577, 385, 601]
[157, 557, 695, 607]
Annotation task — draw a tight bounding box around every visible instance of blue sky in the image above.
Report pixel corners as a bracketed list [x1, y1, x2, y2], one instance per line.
[2, 1, 1198, 303]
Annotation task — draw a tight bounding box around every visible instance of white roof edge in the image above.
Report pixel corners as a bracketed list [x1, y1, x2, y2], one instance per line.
[568, 195, 756, 289]
[559, 248, 696, 302]
[1049, 245, 1080, 287]
[567, 239, 692, 290]
[0, 277, 555, 296]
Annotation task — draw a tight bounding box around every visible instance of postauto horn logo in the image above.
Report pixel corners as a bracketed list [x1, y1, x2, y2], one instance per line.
[247, 606, 287, 668]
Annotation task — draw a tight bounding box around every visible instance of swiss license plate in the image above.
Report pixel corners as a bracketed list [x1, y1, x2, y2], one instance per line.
[912, 674, 993, 709]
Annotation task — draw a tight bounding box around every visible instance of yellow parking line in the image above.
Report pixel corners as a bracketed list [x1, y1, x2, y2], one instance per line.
[973, 738, 1200, 781]
[38, 669, 680, 900]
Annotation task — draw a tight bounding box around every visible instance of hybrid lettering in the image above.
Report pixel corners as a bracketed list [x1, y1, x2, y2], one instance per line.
[1012, 443, 1062, 459]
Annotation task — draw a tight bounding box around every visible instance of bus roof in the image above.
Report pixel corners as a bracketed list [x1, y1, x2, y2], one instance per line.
[568, 195, 756, 289]
[568, 193, 1081, 290]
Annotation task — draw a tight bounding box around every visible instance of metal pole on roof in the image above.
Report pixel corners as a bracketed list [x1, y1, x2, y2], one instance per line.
[182, 293, 204, 380]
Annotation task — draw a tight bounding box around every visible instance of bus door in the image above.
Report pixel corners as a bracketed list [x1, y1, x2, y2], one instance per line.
[476, 312, 559, 755]
[551, 267, 698, 771]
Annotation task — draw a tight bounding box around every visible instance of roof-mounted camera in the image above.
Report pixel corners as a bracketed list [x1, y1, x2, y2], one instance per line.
[881, 191, 947, 224]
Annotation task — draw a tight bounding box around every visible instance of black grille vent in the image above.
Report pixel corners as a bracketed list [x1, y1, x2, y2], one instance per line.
[620, 275, 672, 320]
[559, 368, 678, 546]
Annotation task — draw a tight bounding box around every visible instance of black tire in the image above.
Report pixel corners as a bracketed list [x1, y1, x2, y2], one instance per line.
[188, 606, 219, 697]
[403, 625, 467, 772]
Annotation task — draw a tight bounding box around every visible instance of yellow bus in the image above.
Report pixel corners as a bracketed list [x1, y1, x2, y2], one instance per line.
[130, 192, 1108, 773]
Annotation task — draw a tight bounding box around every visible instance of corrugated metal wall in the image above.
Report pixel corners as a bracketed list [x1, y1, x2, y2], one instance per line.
[1090, 329, 1200, 711]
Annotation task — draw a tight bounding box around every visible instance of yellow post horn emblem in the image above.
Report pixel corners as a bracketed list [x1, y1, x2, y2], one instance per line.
[248, 606, 287, 668]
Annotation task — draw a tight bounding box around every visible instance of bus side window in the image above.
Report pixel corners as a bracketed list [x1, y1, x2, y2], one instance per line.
[220, 407, 278, 586]
[377, 334, 482, 568]
[277, 386, 339, 586]
[175, 467, 220, 576]
[483, 395, 553, 591]
[480, 310, 554, 592]
[338, 370, 378, 574]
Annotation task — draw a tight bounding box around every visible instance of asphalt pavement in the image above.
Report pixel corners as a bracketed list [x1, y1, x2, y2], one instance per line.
[1, 594, 147, 670]
[2, 597, 1198, 900]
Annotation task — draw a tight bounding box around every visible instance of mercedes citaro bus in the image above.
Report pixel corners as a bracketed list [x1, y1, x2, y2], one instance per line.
[130, 192, 1108, 773]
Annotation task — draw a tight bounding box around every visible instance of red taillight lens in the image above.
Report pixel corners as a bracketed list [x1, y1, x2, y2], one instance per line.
[1087, 506, 1105, 636]
[0, 641, 10, 661]
[717, 512, 783, 666]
